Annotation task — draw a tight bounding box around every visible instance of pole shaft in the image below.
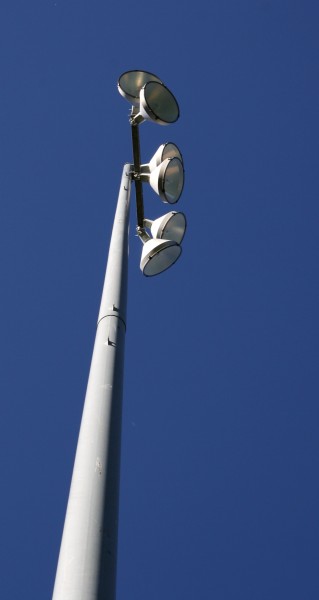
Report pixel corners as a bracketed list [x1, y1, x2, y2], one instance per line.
[52, 165, 132, 600]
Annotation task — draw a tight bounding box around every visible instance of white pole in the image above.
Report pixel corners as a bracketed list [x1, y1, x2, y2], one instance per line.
[52, 164, 132, 600]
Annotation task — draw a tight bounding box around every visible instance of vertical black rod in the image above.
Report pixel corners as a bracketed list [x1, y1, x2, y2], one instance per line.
[131, 123, 144, 228]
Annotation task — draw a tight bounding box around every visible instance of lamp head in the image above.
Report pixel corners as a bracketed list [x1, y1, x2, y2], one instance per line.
[149, 157, 184, 203]
[117, 70, 162, 106]
[131, 81, 179, 126]
[144, 211, 187, 244]
[148, 142, 183, 171]
[139, 237, 182, 276]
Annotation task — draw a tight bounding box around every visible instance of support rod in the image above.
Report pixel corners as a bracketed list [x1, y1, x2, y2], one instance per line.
[52, 164, 132, 600]
[131, 123, 144, 228]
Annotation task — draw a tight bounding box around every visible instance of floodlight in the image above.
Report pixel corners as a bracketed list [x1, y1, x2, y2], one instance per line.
[141, 142, 183, 172]
[147, 157, 184, 203]
[139, 143, 184, 203]
[140, 238, 182, 276]
[137, 228, 182, 276]
[131, 81, 179, 126]
[144, 211, 187, 244]
[118, 70, 162, 106]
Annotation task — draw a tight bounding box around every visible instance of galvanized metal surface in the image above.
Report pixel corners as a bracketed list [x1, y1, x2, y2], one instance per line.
[52, 165, 131, 600]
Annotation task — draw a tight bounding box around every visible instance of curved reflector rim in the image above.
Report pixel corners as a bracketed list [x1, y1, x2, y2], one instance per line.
[118, 70, 162, 105]
[141, 240, 182, 276]
[159, 157, 184, 203]
[141, 81, 180, 124]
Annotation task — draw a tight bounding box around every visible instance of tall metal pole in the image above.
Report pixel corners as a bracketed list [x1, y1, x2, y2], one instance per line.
[52, 164, 132, 600]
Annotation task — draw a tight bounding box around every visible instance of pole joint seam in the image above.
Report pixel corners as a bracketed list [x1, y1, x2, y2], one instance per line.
[97, 313, 127, 331]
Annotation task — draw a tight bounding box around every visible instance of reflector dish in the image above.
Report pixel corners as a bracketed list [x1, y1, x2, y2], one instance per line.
[139, 81, 179, 125]
[149, 157, 184, 203]
[118, 70, 162, 106]
[148, 142, 183, 171]
[162, 142, 182, 162]
[148, 211, 187, 244]
[140, 238, 182, 276]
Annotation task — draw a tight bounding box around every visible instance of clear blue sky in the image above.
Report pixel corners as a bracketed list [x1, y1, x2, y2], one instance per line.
[1, 1, 319, 599]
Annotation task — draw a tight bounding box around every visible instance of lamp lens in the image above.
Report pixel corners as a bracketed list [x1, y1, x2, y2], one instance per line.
[144, 82, 179, 124]
[163, 212, 186, 243]
[164, 158, 184, 203]
[162, 142, 183, 162]
[143, 243, 181, 276]
[118, 70, 162, 105]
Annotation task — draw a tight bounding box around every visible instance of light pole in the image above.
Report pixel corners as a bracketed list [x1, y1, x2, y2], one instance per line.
[52, 70, 186, 600]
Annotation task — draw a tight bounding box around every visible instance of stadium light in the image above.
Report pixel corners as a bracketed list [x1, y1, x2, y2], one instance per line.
[52, 70, 186, 600]
[144, 211, 187, 244]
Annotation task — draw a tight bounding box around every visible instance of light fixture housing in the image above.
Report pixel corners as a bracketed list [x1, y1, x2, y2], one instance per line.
[131, 81, 179, 126]
[142, 142, 183, 172]
[139, 143, 184, 203]
[117, 70, 162, 106]
[144, 211, 187, 244]
[118, 70, 185, 273]
[148, 157, 184, 204]
[140, 238, 182, 277]
[137, 228, 182, 276]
